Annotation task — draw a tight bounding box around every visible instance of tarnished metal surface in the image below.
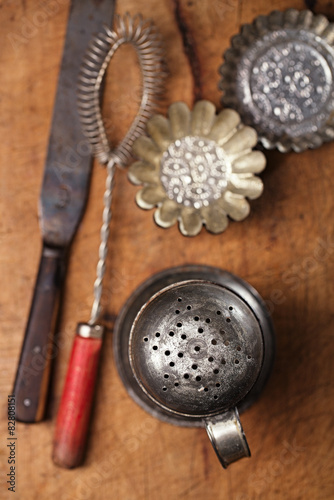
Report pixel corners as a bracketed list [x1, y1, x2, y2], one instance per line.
[40, 0, 115, 247]
[77, 322, 104, 339]
[113, 265, 275, 428]
[205, 409, 250, 468]
[219, 9, 334, 152]
[129, 280, 264, 417]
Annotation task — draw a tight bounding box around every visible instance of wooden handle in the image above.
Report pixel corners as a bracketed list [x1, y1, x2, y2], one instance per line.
[13, 244, 64, 422]
[52, 332, 103, 468]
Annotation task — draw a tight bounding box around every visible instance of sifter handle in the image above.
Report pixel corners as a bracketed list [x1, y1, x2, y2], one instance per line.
[52, 324, 104, 468]
[205, 408, 250, 468]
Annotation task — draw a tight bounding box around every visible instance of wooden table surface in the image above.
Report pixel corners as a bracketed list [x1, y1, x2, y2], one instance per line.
[1, 0, 334, 499]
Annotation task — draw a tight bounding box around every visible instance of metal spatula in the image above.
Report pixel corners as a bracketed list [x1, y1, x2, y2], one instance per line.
[13, 0, 115, 423]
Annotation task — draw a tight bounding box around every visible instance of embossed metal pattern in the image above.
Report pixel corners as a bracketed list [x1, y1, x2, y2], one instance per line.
[219, 9, 334, 152]
[129, 101, 266, 236]
[160, 136, 231, 209]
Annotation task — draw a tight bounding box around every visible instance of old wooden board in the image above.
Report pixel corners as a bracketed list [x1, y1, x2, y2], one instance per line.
[1, 0, 334, 499]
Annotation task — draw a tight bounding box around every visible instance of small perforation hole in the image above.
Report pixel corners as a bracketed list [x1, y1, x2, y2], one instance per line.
[177, 322, 182, 327]
[155, 332, 160, 337]
[226, 318, 231, 323]
[247, 355, 252, 360]
[169, 331, 174, 336]
[175, 310, 180, 314]
[216, 383, 220, 388]
[196, 376, 201, 382]
[174, 382, 179, 387]
[165, 350, 170, 356]
[153, 346, 158, 350]
[235, 359, 239, 364]
[184, 373, 189, 379]
[221, 358, 226, 365]
[208, 357, 214, 362]
[178, 298, 182, 302]
[220, 329, 225, 335]
[164, 374, 169, 379]
[194, 316, 199, 321]
[198, 328, 204, 333]
[217, 310, 221, 315]
[214, 395, 218, 400]
[194, 346, 200, 352]
[163, 387, 167, 391]
[178, 352, 184, 358]
[204, 387, 209, 392]
[224, 341, 229, 346]
[229, 306, 233, 311]
[181, 334, 187, 340]
[213, 369, 219, 374]
[211, 339, 217, 345]
[144, 337, 148, 342]
[206, 318, 211, 323]
[192, 364, 197, 370]
[237, 346, 241, 351]
[169, 362, 175, 367]
[187, 305, 192, 310]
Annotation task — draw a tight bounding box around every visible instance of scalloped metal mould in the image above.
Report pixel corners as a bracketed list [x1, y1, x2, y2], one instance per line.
[129, 101, 266, 237]
[219, 9, 334, 152]
[113, 265, 275, 468]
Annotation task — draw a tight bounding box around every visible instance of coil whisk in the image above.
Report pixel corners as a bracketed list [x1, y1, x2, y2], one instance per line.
[77, 13, 165, 167]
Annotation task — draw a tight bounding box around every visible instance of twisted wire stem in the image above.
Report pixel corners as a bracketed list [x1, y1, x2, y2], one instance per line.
[89, 158, 116, 325]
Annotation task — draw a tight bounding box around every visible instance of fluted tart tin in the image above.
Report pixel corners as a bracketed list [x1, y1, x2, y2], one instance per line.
[129, 100, 266, 237]
[219, 9, 334, 153]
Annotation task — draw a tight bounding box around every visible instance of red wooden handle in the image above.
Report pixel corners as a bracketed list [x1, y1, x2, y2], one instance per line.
[52, 334, 102, 468]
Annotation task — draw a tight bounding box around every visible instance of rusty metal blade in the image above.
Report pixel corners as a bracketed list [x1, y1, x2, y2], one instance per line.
[40, 0, 115, 247]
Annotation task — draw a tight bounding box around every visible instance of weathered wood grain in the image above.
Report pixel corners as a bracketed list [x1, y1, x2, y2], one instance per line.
[1, 0, 334, 499]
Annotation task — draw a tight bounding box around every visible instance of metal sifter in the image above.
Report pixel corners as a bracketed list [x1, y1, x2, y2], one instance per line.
[114, 265, 275, 468]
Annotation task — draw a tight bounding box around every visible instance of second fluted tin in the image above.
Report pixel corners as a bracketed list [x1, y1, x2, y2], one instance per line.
[219, 9, 334, 152]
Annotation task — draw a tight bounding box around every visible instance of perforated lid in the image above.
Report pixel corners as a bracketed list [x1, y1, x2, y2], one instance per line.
[129, 280, 264, 417]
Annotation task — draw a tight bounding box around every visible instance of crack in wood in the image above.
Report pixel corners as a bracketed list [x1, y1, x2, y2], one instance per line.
[172, 0, 202, 102]
[304, 0, 317, 10]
